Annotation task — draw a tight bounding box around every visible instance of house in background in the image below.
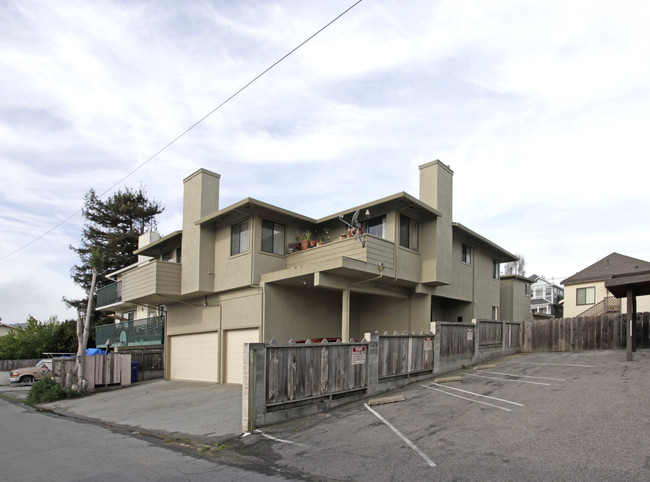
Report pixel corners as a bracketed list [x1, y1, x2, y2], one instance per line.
[96, 160, 524, 384]
[561, 252, 650, 318]
[499, 275, 533, 322]
[529, 275, 563, 317]
[0, 322, 16, 337]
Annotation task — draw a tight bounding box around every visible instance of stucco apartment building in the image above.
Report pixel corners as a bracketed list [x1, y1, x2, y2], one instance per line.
[97, 160, 523, 384]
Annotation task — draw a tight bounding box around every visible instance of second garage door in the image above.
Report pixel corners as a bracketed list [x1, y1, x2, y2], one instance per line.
[169, 332, 219, 382]
[224, 328, 259, 384]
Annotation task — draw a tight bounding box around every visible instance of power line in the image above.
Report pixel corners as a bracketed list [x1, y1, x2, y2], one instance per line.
[0, 0, 364, 261]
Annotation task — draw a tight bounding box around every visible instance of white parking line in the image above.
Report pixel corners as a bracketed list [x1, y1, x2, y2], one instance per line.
[421, 385, 512, 411]
[483, 371, 566, 381]
[465, 373, 550, 385]
[513, 362, 595, 368]
[254, 430, 307, 447]
[363, 403, 436, 467]
[426, 382, 524, 407]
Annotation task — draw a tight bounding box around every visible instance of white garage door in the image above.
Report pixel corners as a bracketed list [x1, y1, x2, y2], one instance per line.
[170, 332, 219, 382]
[224, 328, 259, 384]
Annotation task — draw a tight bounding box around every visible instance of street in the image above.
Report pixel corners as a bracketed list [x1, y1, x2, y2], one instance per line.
[0, 397, 296, 481]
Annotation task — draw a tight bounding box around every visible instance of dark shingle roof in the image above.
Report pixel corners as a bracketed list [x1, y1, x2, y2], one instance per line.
[562, 252, 650, 285]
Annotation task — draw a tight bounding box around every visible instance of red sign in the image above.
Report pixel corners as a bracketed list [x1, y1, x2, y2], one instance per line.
[351, 346, 367, 365]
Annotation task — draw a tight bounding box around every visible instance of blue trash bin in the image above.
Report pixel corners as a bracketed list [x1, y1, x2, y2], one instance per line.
[131, 361, 140, 383]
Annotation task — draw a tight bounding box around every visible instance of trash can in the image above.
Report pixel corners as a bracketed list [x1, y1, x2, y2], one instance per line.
[131, 361, 140, 383]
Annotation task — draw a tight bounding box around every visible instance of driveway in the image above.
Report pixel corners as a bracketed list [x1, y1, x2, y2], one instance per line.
[39, 379, 243, 442]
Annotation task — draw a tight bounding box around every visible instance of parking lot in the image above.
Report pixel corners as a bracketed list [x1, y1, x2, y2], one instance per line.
[234, 350, 650, 481]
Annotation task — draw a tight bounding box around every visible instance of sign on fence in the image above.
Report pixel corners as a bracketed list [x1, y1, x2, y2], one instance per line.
[467, 329, 473, 341]
[351, 346, 366, 365]
[424, 336, 433, 351]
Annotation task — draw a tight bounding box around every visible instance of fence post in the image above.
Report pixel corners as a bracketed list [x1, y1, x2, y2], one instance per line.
[473, 320, 480, 363]
[501, 320, 507, 355]
[366, 332, 379, 396]
[242, 343, 267, 433]
[432, 322, 441, 375]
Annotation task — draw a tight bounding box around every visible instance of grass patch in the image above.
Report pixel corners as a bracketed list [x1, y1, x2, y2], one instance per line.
[26, 377, 80, 405]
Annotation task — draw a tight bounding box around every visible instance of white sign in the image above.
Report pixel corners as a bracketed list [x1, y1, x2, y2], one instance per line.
[467, 328, 474, 341]
[424, 336, 433, 351]
[351, 346, 367, 365]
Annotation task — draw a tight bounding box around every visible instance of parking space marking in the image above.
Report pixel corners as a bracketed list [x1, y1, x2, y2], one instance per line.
[513, 362, 595, 368]
[421, 385, 512, 411]
[363, 403, 436, 467]
[426, 382, 524, 407]
[465, 373, 550, 385]
[482, 371, 566, 381]
[254, 430, 308, 447]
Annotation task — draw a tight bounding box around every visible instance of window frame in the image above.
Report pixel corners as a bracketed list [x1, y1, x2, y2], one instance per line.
[261, 219, 285, 256]
[576, 286, 596, 306]
[492, 259, 499, 279]
[366, 214, 387, 239]
[399, 214, 418, 251]
[461, 244, 472, 264]
[230, 220, 249, 256]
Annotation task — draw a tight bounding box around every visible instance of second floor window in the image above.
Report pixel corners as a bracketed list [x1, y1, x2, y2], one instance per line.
[366, 215, 386, 239]
[262, 220, 284, 255]
[492, 306, 499, 320]
[576, 286, 595, 305]
[492, 259, 499, 279]
[525, 284, 531, 296]
[399, 214, 418, 250]
[462, 244, 472, 264]
[231, 220, 249, 256]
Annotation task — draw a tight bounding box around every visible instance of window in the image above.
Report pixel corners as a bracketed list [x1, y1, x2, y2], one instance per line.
[525, 284, 531, 296]
[175, 247, 182, 264]
[366, 215, 386, 239]
[231, 220, 249, 256]
[492, 306, 499, 320]
[576, 287, 595, 305]
[399, 214, 418, 250]
[462, 244, 472, 264]
[262, 220, 284, 255]
[492, 259, 499, 279]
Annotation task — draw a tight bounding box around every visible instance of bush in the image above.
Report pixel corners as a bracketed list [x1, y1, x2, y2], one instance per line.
[26, 377, 79, 405]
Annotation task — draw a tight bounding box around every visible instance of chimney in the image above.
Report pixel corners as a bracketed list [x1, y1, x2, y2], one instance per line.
[419, 160, 453, 285]
[181, 169, 220, 295]
[137, 231, 161, 262]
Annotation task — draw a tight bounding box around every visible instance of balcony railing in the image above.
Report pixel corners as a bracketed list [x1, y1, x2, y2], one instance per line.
[95, 315, 165, 348]
[96, 282, 122, 308]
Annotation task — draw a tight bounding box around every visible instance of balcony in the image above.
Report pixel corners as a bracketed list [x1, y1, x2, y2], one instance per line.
[121, 260, 182, 303]
[96, 281, 122, 308]
[287, 235, 395, 272]
[96, 315, 165, 348]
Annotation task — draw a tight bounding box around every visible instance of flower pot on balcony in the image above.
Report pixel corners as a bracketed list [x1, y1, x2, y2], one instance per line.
[301, 240, 310, 250]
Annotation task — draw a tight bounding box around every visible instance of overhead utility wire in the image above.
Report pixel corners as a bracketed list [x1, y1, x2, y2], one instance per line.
[0, 0, 364, 261]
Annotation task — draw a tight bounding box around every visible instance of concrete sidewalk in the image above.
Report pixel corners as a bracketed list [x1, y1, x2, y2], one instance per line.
[19, 379, 243, 442]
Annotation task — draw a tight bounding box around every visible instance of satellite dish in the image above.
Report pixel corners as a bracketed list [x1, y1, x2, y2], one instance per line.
[351, 209, 360, 228]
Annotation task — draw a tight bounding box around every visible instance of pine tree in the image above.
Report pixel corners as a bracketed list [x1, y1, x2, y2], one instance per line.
[65, 186, 164, 343]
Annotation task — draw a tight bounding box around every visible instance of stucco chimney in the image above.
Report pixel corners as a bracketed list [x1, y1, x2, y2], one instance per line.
[181, 169, 220, 295]
[137, 231, 160, 262]
[419, 160, 453, 285]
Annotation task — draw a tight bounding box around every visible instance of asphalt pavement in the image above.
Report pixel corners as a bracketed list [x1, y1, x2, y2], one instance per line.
[0, 378, 244, 443]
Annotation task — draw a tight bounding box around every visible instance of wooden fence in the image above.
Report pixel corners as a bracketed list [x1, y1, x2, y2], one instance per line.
[0, 359, 41, 371]
[378, 332, 434, 379]
[520, 312, 650, 352]
[52, 354, 132, 390]
[439, 322, 475, 358]
[266, 339, 367, 407]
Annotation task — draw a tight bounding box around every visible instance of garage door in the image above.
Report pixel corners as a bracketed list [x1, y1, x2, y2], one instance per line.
[169, 332, 219, 382]
[224, 328, 259, 384]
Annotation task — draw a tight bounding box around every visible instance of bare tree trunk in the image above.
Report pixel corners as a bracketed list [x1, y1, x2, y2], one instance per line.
[75, 268, 97, 392]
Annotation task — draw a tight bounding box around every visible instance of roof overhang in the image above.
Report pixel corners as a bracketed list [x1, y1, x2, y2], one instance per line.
[197, 198, 315, 226]
[134, 230, 183, 256]
[605, 270, 650, 298]
[453, 222, 518, 263]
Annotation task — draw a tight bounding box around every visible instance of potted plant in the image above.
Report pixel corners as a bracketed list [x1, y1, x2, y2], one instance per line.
[300, 231, 311, 250]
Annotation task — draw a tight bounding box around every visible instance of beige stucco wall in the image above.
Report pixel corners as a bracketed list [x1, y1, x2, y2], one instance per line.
[563, 281, 609, 318]
[622, 295, 650, 314]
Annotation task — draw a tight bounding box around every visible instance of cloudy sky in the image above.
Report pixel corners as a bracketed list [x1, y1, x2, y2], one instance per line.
[1, 0, 649, 325]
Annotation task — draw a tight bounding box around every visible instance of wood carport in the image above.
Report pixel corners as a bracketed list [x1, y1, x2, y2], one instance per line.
[605, 269, 650, 361]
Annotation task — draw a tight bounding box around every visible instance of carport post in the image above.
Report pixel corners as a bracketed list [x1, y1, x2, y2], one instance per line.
[627, 287, 635, 362]
[342, 288, 350, 342]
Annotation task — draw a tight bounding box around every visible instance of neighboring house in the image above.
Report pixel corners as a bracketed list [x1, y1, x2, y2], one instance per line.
[529, 275, 564, 316]
[499, 275, 533, 322]
[0, 322, 16, 337]
[561, 253, 650, 318]
[96, 160, 523, 384]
